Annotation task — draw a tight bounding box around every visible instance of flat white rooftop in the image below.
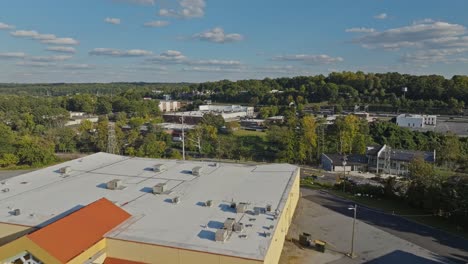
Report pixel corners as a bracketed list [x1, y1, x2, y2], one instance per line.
[0, 153, 298, 261]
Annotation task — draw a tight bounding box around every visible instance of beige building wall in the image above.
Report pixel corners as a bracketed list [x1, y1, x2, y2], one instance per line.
[0, 236, 62, 264]
[0, 223, 34, 246]
[107, 239, 262, 264]
[263, 170, 300, 264]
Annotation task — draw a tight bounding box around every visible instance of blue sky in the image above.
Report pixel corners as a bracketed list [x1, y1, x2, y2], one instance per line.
[0, 0, 467, 83]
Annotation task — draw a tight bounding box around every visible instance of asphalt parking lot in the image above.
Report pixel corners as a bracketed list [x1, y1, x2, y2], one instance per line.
[279, 188, 466, 264]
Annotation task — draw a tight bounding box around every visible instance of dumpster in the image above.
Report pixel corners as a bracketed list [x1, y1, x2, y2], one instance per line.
[314, 239, 326, 253]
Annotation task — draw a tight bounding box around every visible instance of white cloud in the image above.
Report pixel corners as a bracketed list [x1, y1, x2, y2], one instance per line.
[159, 0, 206, 19]
[273, 54, 344, 64]
[193, 27, 244, 43]
[147, 50, 187, 63]
[63, 64, 94, 70]
[345, 27, 376, 33]
[10, 30, 79, 45]
[189, 59, 241, 66]
[29, 55, 72, 62]
[146, 50, 243, 69]
[183, 67, 242, 73]
[89, 48, 153, 57]
[144, 20, 170, 27]
[374, 13, 388, 20]
[42, 38, 79, 45]
[0, 52, 27, 59]
[105, 17, 121, 25]
[16, 61, 55, 68]
[46, 46, 77, 54]
[351, 20, 468, 66]
[354, 21, 466, 50]
[0, 22, 14, 30]
[112, 0, 155, 5]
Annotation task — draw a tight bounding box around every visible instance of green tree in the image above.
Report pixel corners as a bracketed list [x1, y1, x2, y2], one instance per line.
[16, 135, 56, 166]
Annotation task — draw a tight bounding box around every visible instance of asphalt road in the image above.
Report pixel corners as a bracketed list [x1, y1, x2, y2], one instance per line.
[303, 189, 468, 264]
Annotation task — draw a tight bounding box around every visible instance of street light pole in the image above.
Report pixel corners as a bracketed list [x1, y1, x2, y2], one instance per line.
[342, 155, 347, 193]
[347, 204, 357, 258]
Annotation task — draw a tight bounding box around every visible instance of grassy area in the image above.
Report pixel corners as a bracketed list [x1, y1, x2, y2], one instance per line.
[301, 180, 468, 239]
[233, 129, 267, 138]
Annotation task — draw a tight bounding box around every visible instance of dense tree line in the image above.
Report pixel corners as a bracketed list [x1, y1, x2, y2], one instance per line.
[1, 72, 467, 115]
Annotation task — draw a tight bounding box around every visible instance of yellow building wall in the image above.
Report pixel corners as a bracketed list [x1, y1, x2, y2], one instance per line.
[0, 223, 34, 246]
[68, 238, 107, 264]
[106, 239, 261, 264]
[0, 236, 61, 264]
[263, 170, 300, 264]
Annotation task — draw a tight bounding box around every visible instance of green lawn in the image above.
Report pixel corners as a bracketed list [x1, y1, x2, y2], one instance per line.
[233, 129, 267, 138]
[301, 182, 468, 239]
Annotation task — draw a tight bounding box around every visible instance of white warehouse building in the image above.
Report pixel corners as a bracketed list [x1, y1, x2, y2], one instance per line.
[396, 114, 437, 128]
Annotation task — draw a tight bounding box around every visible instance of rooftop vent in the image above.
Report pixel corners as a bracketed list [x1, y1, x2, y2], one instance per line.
[224, 218, 236, 230]
[1, 188, 9, 193]
[233, 222, 244, 232]
[215, 228, 228, 242]
[205, 200, 213, 207]
[12, 209, 21, 216]
[59, 166, 72, 174]
[266, 204, 272, 212]
[192, 166, 203, 176]
[172, 196, 180, 204]
[107, 179, 123, 190]
[237, 202, 248, 214]
[153, 164, 167, 172]
[153, 183, 167, 194]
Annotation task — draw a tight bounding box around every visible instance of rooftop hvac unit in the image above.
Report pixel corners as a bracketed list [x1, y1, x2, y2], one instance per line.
[215, 228, 228, 242]
[60, 166, 71, 174]
[107, 179, 123, 190]
[224, 218, 236, 230]
[192, 166, 203, 176]
[233, 222, 244, 232]
[153, 183, 167, 194]
[266, 204, 272, 212]
[237, 202, 248, 213]
[172, 196, 180, 204]
[153, 164, 167, 172]
[12, 209, 21, 216]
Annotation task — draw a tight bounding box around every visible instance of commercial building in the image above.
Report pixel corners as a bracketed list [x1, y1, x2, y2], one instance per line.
[396, 114, 437, 128]
[322, 145, 435, 176]
[163, 105, 255, 125]
[0, 153, 300, 264]
[198, 105, 255, 118]
[158, 101, 181, 113]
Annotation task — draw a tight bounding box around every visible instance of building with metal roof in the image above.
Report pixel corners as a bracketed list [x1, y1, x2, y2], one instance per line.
[0, 153, 300, 264]
[322, 145, 435, 176]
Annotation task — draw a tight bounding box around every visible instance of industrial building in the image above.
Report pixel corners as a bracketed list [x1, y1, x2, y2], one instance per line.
[322, 145, 435, 176]
[396, 114, 437, 128]
[0, 153, 300, 264]
[163, 105, 255, 125]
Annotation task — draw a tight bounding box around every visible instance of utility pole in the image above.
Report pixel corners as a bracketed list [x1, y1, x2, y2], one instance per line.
[181, 115, 186, 160]
[342, 154, 347, 193]
[347, 204, 357, 258]
[107, 122, 117, 154]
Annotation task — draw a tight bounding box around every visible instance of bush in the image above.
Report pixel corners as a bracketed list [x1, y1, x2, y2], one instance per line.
[0, 153, 19, 168]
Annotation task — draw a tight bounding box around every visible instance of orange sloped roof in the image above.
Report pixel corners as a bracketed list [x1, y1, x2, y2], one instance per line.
[104, 257, 148, 264]
[27, 198, 131, 263]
